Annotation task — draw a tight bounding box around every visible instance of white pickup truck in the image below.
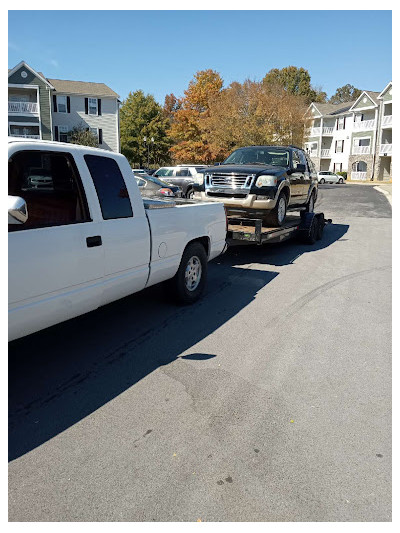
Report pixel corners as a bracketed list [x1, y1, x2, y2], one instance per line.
[8, 138, 227, 341]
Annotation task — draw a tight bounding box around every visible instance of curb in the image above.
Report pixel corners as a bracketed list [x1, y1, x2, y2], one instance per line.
[374, 186, 392, 206]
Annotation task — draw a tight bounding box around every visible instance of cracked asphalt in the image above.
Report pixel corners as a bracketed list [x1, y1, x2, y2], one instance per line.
[8, 183, 392, 521]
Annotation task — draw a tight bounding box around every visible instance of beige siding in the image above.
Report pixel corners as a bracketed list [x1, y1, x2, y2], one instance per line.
[52, 95, 119, 152]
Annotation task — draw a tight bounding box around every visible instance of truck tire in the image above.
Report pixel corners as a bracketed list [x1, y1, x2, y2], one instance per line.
[264, 191, 287, 227]
[170, 242, 207, 304]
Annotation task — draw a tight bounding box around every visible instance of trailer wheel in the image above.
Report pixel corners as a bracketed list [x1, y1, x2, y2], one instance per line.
[169, 242, 207, 304]
[316, 214, 324, 240]
[301, 215, 319, 244]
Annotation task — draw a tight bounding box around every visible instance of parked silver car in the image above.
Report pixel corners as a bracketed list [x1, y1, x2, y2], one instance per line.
[317, 171, 345, 184]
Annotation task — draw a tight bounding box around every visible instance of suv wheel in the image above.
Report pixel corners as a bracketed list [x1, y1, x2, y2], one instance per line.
[186, 188, 195, 199]
[264, 192, 287, 227]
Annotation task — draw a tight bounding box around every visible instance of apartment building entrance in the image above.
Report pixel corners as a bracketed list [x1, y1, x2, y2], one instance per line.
[377, 157, 391, 181]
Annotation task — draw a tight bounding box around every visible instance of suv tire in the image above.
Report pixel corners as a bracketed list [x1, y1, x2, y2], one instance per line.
[264, 192, 287, 227]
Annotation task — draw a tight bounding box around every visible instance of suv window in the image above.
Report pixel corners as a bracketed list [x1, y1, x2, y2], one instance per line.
[8, 150, 90, 232]
[84, 155, 133, 220]
[176, 168, 190, 177]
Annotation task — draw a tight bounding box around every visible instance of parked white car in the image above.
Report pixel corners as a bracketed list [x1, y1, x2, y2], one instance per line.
[8, 138, 227, 341]
[317, 171, 345, 184]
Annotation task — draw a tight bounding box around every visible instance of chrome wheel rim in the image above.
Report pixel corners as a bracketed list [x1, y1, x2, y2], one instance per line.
[277, 197, 286, 223]
[185, 256, 202, 291]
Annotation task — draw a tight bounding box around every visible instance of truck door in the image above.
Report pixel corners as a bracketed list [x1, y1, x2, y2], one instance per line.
[83, 154, 150, 306]
[8, 148, 104, 340]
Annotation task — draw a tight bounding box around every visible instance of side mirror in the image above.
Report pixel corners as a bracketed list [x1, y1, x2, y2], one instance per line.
[293, 163, 306, 173]
[9, 196, 28, 224]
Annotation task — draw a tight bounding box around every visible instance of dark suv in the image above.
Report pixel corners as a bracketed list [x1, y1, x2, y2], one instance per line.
[198, 145, 318, 226]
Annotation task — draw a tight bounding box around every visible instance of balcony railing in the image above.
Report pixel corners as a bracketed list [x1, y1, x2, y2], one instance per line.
[379, 143, 392, 155]
[8, 101, 39, 114]
[351, 171, 367, 181]
[322, 127, 334, 135]
[382, 115, 392, 127]
[352, 146, 371, 155]
[10, 133, 40, 139]
[353, 119, 376, 130]
[310, 127, 321, 136]
[321, 149, 331, 157]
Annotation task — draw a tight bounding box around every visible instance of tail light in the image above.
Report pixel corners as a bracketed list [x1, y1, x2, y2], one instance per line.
[159, 188, 174, 197]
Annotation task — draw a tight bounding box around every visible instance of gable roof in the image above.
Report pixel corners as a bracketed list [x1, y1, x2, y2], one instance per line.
[8, 61, 119, 98]
[307, 100, 355, 117]
[8, 61, 55, 89]
[349, 91, 380, 110]
[378, 81, 392, 99]
[47, 78, 119, 98]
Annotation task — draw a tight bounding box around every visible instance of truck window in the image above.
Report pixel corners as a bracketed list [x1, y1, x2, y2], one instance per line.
[8, 150, 90, 232]
[84, 155, 133, 220]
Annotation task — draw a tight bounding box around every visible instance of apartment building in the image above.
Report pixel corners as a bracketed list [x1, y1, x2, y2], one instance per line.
[8, 61, 120, 152]
[304, 82, 392, 181]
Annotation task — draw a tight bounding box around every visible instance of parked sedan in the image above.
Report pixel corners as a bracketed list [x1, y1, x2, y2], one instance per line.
[154, 165, 209, 198]
[318, 171, 345, 184]
[133, 173, 183, 198]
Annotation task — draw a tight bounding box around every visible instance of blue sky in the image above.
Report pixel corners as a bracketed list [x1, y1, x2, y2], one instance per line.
[8, 10, 392, 104]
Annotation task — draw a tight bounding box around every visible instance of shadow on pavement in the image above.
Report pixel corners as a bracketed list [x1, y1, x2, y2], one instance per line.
[9, 221, 347, 461]
[9, 265, 276, 461]
[224, 222, 349, 267]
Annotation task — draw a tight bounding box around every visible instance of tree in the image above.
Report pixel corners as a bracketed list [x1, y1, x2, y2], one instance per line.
[329, 84, 362, 104]
[69, 123, 98, 147]
[263, 66, 326, 104]
[204, 80, 308, 157]
[168, 69, 224, 163]
[120, 90, 172, 167]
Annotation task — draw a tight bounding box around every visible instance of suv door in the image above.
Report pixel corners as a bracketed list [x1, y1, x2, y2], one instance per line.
[289, 150, 308, 204]
[8, 147, 104, 340]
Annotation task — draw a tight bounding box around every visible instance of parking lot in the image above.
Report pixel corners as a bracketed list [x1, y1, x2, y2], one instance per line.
[9, 183, 391, 521]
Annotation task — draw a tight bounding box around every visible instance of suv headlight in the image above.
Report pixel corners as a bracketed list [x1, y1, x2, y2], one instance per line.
[255, 175, 277, 187]
[194, 173, 204, 184]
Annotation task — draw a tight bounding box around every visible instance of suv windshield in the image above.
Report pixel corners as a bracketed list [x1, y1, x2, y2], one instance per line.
[223, 147, 290, 167]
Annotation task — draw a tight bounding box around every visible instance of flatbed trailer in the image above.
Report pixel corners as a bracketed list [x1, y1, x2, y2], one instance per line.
[227, 210, 332, 246]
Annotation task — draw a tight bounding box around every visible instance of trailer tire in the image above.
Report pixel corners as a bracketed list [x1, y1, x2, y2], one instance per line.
[169, 242, 207, 304]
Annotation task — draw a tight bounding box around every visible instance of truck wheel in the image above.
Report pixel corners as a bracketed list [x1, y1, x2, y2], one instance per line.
[170, 242, 207, 304]
[264, 192, 287, 227]
[305, 190, 316, 213]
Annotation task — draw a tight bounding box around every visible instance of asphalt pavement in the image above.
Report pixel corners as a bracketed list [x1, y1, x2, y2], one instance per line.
[8, 183, 392, 522]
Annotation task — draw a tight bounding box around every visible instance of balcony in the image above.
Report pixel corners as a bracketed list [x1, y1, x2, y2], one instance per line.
[8, 101, 39, 114]
[351, 171, 367, 181]
[379, 143, 392, 155]
[352, 146, 371, 155]
[382, 115, 392, 127]
[321, 149, 331, 158]
[353, 119, 376, 131]
[322, 127, 334, 135]
[9, 133, 40, 139]
[310, 127, 321, 136]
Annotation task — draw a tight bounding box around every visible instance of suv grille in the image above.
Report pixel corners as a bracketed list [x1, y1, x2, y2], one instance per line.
[209, 173, 254, 188]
